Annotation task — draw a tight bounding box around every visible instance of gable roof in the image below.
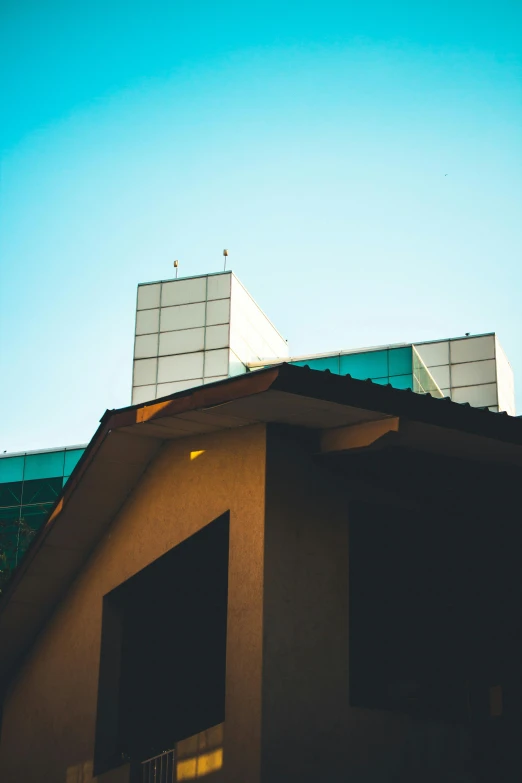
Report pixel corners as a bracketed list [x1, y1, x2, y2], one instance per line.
[1, 363, 522, 685]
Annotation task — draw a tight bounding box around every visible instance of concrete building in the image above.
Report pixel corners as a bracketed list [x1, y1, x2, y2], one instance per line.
[0, 270, 516, 596]
[0, 365, 521, 782]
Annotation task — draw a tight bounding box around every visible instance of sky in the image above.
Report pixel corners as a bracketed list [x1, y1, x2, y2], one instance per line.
[1, 0, 521, 451]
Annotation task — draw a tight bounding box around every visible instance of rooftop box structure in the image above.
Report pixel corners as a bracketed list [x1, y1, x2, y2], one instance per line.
[132, 272, 289, 404]
[133, 272, 515, 415]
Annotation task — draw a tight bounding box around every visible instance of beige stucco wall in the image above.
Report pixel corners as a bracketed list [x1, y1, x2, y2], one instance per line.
[0, 424, 266, 783]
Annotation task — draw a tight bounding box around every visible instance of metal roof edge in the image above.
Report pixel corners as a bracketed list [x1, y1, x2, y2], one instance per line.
[137, 270, 233, 287]
[0, 444, 88, 460]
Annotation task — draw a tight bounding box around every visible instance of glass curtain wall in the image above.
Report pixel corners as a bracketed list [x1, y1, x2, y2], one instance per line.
[285, 346, 443, 397]
[290, 346, 415, 389]
[0, 447, 85, 592]
[412, 347, 444, 397]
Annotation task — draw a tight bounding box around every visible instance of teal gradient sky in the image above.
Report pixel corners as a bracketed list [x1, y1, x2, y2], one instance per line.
[1, 0, 521, 451]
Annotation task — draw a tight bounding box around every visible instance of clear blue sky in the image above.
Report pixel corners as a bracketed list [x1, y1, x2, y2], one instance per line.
[1, 0, 521, 451]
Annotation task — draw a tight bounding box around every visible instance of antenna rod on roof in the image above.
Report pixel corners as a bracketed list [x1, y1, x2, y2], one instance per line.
[223, 248, 229, 271]
[173, 259, 179, 279]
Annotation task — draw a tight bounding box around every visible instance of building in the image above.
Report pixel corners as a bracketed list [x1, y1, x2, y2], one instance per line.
[0, 365, 521, 782]
[0, 270, 516, 596]
[253, 332, 515, 413]
[132, 271, 515, 414]
[0, 270, 516, 595]
[0, 445, 86, 591]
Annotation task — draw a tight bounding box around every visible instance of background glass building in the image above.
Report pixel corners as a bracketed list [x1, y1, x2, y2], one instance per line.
[0, 446, 85, 591]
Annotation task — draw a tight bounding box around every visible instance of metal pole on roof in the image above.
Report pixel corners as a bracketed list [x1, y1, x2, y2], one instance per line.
[173, 260, 179, 279]
[223, 248, 228, 271]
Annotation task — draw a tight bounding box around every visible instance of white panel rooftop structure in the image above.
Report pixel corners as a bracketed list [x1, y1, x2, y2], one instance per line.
[247, 334, 515, 415]
[414, 334, 515, 416]
[132, 272, 289, 404]
[133, 271, 515, 415]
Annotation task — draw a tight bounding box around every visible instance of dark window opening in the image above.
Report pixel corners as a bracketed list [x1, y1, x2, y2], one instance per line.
[349, 500, 520, 723]
[94, 513, 229, 776]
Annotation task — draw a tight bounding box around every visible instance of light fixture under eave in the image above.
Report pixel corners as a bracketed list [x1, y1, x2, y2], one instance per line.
[190, 450, 206, 461]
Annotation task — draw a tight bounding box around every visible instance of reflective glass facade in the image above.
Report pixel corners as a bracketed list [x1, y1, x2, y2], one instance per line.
[412, 346, 444, 396]
[0, 447, 85, 591]
[286, 346, 443, 396]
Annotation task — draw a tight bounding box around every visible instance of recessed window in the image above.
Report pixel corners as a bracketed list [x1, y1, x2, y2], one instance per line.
[94, 513, 229, 775]
[349, 501, 470, 719]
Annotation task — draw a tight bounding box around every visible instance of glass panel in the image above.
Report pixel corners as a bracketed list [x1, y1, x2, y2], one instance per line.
[452, 384, 497, 407]
[135, 307, 160, 335]
[64, 449, 85, 476]
[414, 341, 449, 368]
[0, 481, 23, 508]
[133, 358, 158, 386]
[159, 302, 206, 332]
[291, 355, 340, 373]
[158, 327, 205, 357]
[206, 298, 230, 326]
[17, 504, 53, 561]
[132, 384, 156, 404]
[0, 506, 21, 574]
[134, 333, 159, 359]
[389, 374, 414, 390]
[0, 506, 20, 524]
[205, 324, 229, 351]
[451, 359, 496, 388]
[20, 503, 52, 529]
[1, 503, 54, 582]
[24, 451, 65, 480]
[22, 477, 63, 505]
[207, 273, 232, 300]
[412, 347, 444, 397]
[371, 377, 390, 386]
[340, 350, 388, 379]
[0, 456, 25, 483]
[450, 335, 495, 363]
[204, 349, 229, 377]
[388, 347, 412, 377]
[157, 352, 204, 383]
[137, 283, 160, 310]
[161, 277, 207, 307]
